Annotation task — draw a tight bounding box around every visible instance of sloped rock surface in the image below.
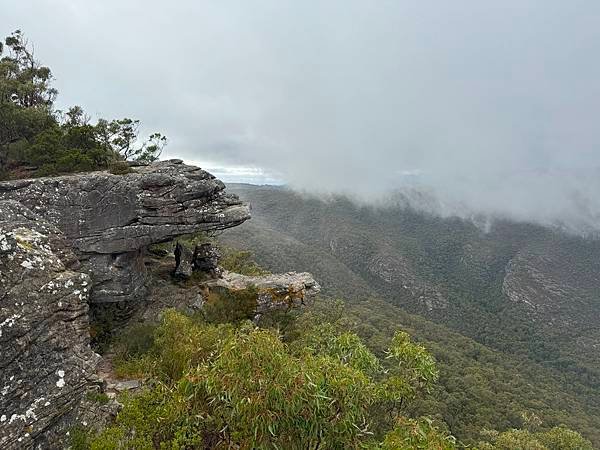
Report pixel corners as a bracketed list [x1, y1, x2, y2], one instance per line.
[366, 250, 447, 311]
[0, 160, 250, 303]
[503, 240, 600, 330]
[0, 200, 100, 449]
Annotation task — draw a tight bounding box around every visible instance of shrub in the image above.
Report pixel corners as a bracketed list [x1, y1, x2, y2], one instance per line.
[201, 285, 259, 324]
[479, 426, 593, 450]
[219, 246, 269, 276]
[91, 309, 454, 449]
[69, 426, 91, 450]
[89, 307, 592, 449]
[85, 390, 110, 405]
[382, 417, 458, 450]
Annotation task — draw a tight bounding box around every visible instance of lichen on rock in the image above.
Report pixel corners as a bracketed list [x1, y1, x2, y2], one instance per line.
[0, 200, 100, 449]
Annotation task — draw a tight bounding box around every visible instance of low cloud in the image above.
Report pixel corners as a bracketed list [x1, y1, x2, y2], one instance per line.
[4, 0, 600, 232]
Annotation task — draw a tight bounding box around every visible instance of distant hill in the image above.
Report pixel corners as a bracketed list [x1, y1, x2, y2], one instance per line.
[221, 183, 600, 445]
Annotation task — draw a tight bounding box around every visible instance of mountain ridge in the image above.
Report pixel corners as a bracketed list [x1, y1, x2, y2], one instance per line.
[220, 182, 600, 445]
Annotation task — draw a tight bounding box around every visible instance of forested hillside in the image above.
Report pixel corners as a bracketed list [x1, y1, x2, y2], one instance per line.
[221, 183, 600, 446]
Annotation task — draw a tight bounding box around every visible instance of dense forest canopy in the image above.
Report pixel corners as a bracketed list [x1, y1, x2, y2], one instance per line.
[220, 185, 600, 448]
[0, 30, 166, 179]
[72, 236, 594, 449]
[78, 298, 593, 449]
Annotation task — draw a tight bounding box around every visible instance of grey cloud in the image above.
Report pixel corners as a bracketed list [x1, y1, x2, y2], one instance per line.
[3, 0, 600, 232]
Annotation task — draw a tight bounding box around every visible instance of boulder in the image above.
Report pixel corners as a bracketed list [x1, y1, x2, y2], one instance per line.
[174, 241, 194, 279]
[0, 160, 251, 304]
[0, 200, 100, 449]
[193, 242, 222, 277]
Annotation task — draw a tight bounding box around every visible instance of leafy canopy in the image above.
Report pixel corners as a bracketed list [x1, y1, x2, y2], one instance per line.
[86, 309, 452, 449]
[0, 30, 166, 178]
[80, 303, 592, 449]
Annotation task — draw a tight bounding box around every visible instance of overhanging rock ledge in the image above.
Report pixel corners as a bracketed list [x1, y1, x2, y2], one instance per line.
[0, 160, 251, 304]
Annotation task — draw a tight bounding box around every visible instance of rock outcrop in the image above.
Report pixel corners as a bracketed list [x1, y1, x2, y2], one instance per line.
[137, 253, 321, 323]
[366, 249, 447, 311]
[199, 271, 321, 316]
[173, 242, 223, 280]
[193, 242, 222, 277]
[0, 160, 250, 304]
[0, 161, 321, 447]
[0, 200, 100, 449]
[503, 243, 600, 330]
[174, 241, 194, 279]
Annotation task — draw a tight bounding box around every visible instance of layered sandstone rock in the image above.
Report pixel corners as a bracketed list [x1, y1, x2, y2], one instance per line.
[0, 160, 250, 304]
[0, 200, 100, 449]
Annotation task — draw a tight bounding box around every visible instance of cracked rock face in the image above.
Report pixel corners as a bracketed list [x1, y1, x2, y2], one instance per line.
[0, 160, 250, 304]
[0, 200, 100, 449]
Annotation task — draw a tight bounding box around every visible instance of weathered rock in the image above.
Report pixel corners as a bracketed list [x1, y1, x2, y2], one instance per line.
[0, 200, 100, 449]
[503, 242, 600, 330]
[366, 249, 447, 311]
[193, 242, 222, 277]
[174, 242, 194, 279]
[171, 241, 224, 281]
[0, 160, 250, 304]
[200, 271, 321, 316]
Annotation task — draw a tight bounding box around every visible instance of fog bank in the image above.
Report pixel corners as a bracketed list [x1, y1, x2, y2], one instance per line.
[4, 1, 600, 231]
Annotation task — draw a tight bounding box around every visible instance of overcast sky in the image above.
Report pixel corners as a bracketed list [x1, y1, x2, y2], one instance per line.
[3, 1, 600, 232]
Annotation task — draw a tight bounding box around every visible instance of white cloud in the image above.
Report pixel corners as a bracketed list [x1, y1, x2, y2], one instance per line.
[3, 0, 600, 231]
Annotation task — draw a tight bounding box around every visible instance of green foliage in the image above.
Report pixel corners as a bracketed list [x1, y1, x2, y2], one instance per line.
[0, 30, 166, 178]
[291, 322, 383, 376]
[537, 426, 594, 450]
[220, 185, 600, 446]
[382, 417, 458, 450]
[91, 387, 188, 450]
[95, 117, 166, 163]
[191, 327, 375, 448]
[24, 123, 114, 175]
[85, 390, 110, 405]
[219, 245, 270, 276]
[479, 426, 593, 450]
[334, 297, 600, 446]
[108, 160, 133, 175]
[89, 299, 590, 449]
[111, 322, 158, 377]
[387, 330, 438, 394]
[201, 285, 260, 324]
[93, 309, 455, 449]
[69, 425, 91, 450]
[0, 30, 56, 108]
